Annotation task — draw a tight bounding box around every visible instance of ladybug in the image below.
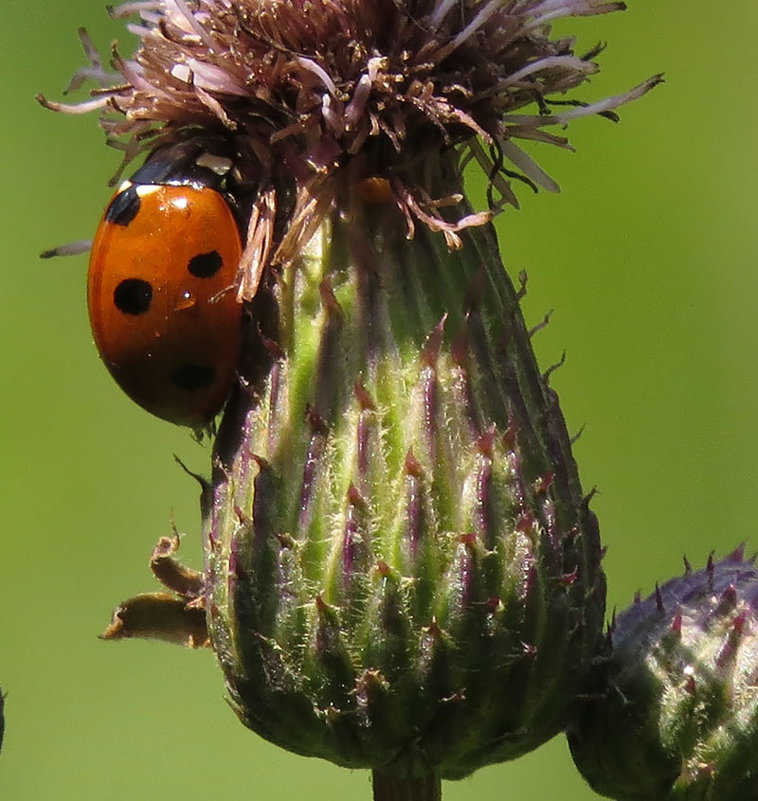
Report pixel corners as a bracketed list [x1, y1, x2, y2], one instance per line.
[88, 142, 245, 428]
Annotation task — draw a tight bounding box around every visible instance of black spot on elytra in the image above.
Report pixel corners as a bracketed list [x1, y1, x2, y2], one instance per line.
[171, 364, 216, 392]
[105, 186, 141, 226]
[188, 250, 223, 279]
[113, 278, 153, 315]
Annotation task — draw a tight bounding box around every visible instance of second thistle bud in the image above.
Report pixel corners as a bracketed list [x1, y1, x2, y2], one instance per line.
[205, 186, 606, 779]
[569, 548, 758, 800]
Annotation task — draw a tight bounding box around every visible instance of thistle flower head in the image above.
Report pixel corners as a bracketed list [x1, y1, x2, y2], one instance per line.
[568, 547, 758, 801]
[43, 0, 660, 283]
[43, 0, 661, 789]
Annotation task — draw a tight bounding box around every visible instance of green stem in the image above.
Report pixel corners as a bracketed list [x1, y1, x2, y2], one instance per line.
[371, 772, 441, 801]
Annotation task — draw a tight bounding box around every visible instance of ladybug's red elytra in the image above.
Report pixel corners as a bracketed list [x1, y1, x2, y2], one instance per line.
[88, 143, 244, 428]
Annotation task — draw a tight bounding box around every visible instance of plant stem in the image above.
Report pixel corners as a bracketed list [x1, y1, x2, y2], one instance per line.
[372, 772, 441, 801]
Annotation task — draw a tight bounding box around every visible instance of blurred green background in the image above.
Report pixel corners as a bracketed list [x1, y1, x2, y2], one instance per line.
[2, 2, 756, 799]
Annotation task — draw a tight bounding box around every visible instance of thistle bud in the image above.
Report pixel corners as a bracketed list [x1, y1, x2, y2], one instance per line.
[568, 547, 758, 800]
[41, 0, 659, 791]
[207, 194, 606, 779]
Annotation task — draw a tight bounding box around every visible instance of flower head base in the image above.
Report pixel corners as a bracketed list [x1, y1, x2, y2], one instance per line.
[568, 547, 758, 801]
[42, 0, 660, 286]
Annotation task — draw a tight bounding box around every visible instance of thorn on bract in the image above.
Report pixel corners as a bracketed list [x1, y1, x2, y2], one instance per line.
[528, 309, 553, 338]
[570, 424, 586, 445]
[670, 610, 682, 636]
[404, 449, 424, 478]
[655, 584, 665, 614]
[420, 315, 447, 368]
[516, 270, 528, 300]
[542, 351, 566, 382]
[353, 379, 377, 411]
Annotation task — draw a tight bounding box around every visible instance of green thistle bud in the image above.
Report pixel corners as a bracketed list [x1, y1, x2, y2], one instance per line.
[568, 547, 758, 801]
[42, 0, 659, 792]
[206, 191, 605, 779]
